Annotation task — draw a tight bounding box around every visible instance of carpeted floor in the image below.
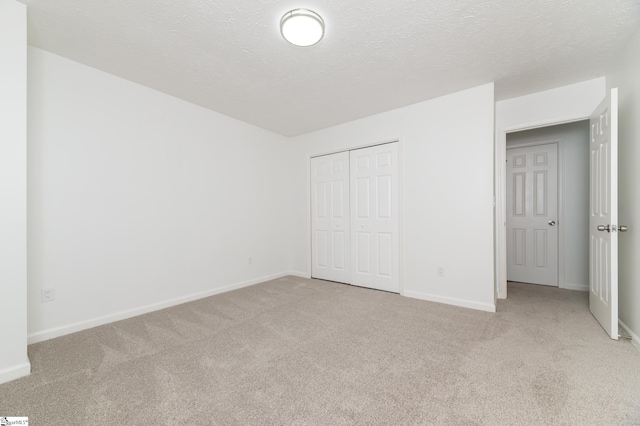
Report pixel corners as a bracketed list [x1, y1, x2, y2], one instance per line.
[1, 277, 639, 425]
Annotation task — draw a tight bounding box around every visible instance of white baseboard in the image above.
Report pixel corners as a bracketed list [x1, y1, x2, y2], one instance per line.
[27, 272, 294, 345]
[0, 361, 31, 385]
[403, 290, 496, 313]
[287, 271, 311, 279]
[562, 283, 589, 291]
[619, 320, 640, 350]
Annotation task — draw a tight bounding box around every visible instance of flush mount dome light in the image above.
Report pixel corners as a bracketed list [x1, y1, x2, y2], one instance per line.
[280, 9, 324, 47]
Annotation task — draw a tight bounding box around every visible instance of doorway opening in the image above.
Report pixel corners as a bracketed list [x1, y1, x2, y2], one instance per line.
[505, 121, 590, 290]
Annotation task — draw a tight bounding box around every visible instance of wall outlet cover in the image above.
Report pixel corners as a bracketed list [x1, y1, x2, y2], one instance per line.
[41, 287, 55, 302]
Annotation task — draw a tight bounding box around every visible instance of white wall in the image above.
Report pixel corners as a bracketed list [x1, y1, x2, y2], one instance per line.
[0, 0, 30, 384]
[495, 78, 606, 298]
[607, 28, 640, 346]
[507, 121, 590, 291]
[27, 48, 291, 343]
[289, 84, 496, 312]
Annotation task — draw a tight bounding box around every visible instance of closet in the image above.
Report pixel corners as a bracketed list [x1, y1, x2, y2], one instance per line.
[311, 142, 399, 293]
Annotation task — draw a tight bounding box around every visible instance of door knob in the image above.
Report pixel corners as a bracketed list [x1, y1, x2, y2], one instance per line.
[619, 225, 629, 232]
[548, 220, 556, 226]
[597, 224, 611, 232]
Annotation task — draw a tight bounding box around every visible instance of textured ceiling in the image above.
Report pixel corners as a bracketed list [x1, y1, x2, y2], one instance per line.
[18, 0, 640, 136]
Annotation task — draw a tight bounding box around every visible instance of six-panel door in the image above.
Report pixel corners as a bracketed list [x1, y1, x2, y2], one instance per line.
[311, 152, 350, 283]
[350, 143, 400, 293]
[589, 88, 618, 340]
[506, 143, 558, 286]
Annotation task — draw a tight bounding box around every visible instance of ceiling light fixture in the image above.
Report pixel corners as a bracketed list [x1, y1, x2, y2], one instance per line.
[280, 9, 324, 47]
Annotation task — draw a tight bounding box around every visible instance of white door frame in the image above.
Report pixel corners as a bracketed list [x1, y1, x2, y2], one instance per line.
[306, 138, 404, 295]
[496, 119, 588, 299]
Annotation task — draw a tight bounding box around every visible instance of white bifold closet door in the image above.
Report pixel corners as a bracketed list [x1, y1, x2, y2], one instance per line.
[350, 143, 400, 292]
[311, 151, 351, 284]
[311, 143, 399, 293]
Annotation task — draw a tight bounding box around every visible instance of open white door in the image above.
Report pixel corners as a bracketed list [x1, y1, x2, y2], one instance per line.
[589, 88, 618, 340]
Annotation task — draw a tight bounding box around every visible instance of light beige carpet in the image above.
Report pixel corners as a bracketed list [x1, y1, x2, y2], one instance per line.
[1, 277, 639, 425]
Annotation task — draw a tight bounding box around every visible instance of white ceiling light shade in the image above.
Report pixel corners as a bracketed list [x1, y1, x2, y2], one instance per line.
[280, 9, 325, 47]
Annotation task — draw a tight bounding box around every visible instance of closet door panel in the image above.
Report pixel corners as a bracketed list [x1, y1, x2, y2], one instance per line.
[350, 143, 400, 293]
[311, 152, 350, 283]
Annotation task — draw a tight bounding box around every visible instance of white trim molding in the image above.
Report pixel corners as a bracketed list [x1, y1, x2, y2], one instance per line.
[288, 271, 312, 279]
[404, 290, 496, 313]
[562, 283, 589, 292]
[0, 361, 30, 385]
[619, 320, 640, 350]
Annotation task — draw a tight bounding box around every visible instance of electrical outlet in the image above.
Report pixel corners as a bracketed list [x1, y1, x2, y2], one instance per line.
[437, 266, 445, 277]
[41, 287, 55, 302]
